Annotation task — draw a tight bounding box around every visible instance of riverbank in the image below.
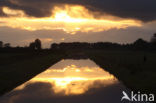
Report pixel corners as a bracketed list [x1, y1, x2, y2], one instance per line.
[0, 51, 65, 96]
[86, 50, 156, 94]
[0, 49, 156, 96]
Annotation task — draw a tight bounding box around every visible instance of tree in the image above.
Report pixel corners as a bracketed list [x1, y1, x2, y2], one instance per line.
[4, 43, 11, 48]
[134, 38, 147, 45]
[35, 39, 42, 50]
[29, 39, 42, 50]
[51, 43, 59, 49]
[151, 33, 156, 44]
[29, 42, 36, 49]
[133, 38, 148, 50]
[0, 41, 3, 48]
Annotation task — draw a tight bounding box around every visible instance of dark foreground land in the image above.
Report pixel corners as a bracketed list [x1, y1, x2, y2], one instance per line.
[86, 50, 156, 94]
[0, 49, 156, 96]
[0, 50, 65, 96]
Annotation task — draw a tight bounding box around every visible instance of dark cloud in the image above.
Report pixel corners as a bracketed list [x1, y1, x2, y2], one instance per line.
[0, 7, 7, 16]
[64, 0, 156, 22]
[0, 0, 156, 22]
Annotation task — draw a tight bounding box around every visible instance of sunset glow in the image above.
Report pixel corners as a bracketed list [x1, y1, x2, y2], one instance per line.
[0, 1, 156, 103]
[0, 5, 142, 34]
[15, 60, 117, 95]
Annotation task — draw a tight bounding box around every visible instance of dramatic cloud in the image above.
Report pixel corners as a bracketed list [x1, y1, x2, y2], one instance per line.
[0, 0, 156, 22]
[0, 0, 155, 46]
[0, 5, 141, 34]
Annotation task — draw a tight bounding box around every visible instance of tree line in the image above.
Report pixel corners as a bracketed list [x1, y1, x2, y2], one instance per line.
[0, 33, 156, 52]
[50, 33, 156, 51]
[0, 39, 41, 49]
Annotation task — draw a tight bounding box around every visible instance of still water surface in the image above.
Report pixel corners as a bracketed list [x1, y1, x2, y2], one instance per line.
[0, 59, 129, 103]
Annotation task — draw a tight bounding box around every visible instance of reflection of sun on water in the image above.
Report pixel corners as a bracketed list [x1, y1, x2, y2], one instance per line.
[16, 60, 118, 95]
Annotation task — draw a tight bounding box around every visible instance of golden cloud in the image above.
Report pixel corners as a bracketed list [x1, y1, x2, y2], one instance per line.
[15, 64, 117, 95]
[0, 5, 142, 34]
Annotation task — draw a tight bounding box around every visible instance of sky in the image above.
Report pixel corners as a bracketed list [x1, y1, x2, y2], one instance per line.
[0, 0, 156, 48]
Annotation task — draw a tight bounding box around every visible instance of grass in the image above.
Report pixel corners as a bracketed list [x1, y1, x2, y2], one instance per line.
[86, 50, 156, 94]
[0, 49, 155, 96]
[0, 51, 65, 96]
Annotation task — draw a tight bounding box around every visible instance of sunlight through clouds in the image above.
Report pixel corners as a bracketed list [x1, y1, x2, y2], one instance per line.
[0, 5, 142, 34]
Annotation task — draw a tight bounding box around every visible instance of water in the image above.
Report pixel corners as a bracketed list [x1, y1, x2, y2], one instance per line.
[0, 59, 130, 103]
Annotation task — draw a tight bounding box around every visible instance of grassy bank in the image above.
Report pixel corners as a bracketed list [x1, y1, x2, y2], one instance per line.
[0, 49, 156, 96]
[86, 50, 156, 94]
[0, 51, 65, 96]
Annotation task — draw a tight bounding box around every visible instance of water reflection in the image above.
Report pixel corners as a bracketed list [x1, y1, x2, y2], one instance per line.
[0, 59, 129, 103]
[15, 59, 117, 95]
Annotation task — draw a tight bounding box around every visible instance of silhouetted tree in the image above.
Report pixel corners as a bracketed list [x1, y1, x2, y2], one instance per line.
[29, 39, 42, 50]
[133, 38, 149, 50]
[51, 43, 59, 49]
[0, 41, 3, 48]
[151, 33, 156, 45]
[35, 39, 42, 50]
[49, 40, 156, 51]
[4, 43, 11, 48]
[134, 38, 147, 44]
[133, 38, 148, 49]
[29, 42, 36, 49]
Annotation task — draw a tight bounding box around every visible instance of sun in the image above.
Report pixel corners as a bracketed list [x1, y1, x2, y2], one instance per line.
[52, 6, 87, 23]
[53, 11, 85, 23]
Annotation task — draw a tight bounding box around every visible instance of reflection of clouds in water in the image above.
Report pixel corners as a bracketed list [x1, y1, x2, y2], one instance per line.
[0, 59, 130, 103]
[0, 82, 54, 103]
[51, 59, 99, 69]
[53, 79, 117, 95]
[0, 82, 128, 103]
[16, 59, 117, 95]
